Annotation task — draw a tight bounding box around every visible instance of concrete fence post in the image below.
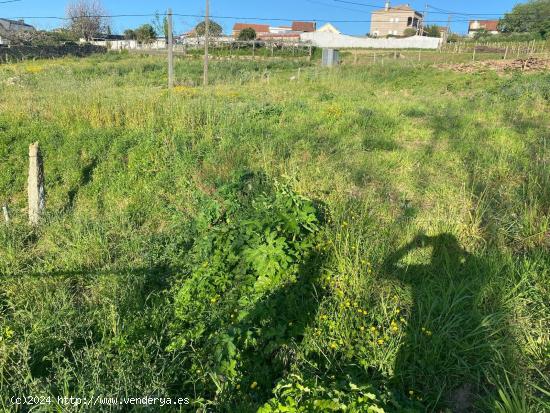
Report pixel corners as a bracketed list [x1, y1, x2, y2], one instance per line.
[2, 204, 9, 224]
[28, 142, 45, 225]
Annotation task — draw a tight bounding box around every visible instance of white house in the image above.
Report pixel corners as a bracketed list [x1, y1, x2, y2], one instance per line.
[317, 23, 341, 34]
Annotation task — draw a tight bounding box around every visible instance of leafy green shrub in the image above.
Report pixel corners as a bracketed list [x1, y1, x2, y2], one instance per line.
[259, 374, 386, 412]
[169, 172, 325, 408]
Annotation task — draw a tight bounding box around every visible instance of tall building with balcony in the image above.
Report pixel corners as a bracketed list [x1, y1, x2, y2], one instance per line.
[370, 2, 423, 37]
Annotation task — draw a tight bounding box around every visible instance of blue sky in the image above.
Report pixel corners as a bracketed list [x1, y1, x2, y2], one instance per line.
[1, 0, 525, 35]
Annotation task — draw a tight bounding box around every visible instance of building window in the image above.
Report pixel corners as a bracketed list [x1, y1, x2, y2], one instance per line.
[407, 17, 413, 26]
[396, 18, 400, 23]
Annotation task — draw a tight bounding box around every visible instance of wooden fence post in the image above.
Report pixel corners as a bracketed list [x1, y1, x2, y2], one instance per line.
[28, 142, 45, 225]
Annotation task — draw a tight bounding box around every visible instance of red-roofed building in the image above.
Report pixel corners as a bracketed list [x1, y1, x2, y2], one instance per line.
[468, 20, 500, 37]
[232, 21, 317, 39]
[291, 21, 316, 32]
[232, 23, 270, 38]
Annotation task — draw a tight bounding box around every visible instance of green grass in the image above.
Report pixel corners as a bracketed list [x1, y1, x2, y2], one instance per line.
[0, 52, 549, 412]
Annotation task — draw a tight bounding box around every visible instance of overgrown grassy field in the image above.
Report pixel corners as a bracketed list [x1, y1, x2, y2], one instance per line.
[0, 53, 549, 412]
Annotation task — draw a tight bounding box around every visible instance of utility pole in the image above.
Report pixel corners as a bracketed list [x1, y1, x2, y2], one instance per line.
[445, 14, 452, 44]
[420, 3, 428, 36]
[167, 8, 174, 89]
[204, 0, 210, 86]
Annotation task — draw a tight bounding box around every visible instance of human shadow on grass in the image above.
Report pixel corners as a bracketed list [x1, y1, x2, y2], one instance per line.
[384, 233, 510, 412]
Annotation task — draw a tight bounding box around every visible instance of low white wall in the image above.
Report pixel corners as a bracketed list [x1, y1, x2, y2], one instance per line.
[89, 39, 167, 50]
[300, 32, 442, 49]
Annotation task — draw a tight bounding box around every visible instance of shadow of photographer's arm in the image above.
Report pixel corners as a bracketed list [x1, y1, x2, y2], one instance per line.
[383, 234, 431, 272]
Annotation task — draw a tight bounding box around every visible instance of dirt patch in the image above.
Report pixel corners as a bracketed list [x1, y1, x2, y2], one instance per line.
[439, 58, 550, 74]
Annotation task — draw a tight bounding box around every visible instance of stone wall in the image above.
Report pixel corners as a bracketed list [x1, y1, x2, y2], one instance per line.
[0, 44, 106, 63]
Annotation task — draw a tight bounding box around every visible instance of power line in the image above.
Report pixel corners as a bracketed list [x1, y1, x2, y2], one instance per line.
[334, 0, 426, 13]
[4, 12, 545, 25]
[0, 13, 462, 23]
[334, 1, 544, 17]
[427, 5, 510, 17]
[305, 0, 373, 15]
[0, 0, 22, 4]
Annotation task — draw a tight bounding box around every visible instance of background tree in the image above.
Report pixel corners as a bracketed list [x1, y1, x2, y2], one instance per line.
[424, 25, 441, 38]
[238, 27, 256, 41]
[66, 0, 109, 40]
[152, 13, 169, 39]
[135, 24, 157, 44]
[195, 20, 223, 37]
[123, 29, 136, 40]
[403, 28, 417, 37]
[499, 0, 550, 39]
